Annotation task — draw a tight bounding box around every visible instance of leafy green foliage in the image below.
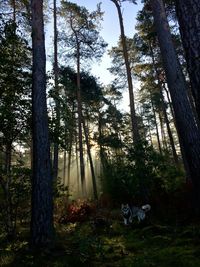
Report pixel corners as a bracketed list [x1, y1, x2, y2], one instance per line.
[0, 20, 31, 148]
[101, 140, 184, 203]
[0, 166, 31, 234]
[49, 66, 104, 153]
[0, 20, 31, 238]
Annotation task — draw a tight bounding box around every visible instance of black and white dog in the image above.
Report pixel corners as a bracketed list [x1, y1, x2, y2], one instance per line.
[121, 204, 151, 225]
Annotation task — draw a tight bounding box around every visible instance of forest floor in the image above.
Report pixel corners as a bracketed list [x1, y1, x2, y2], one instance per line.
[1, 211, 200, 267]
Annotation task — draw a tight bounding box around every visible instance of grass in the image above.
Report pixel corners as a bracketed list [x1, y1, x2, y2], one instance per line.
[0, 217, 200, 267]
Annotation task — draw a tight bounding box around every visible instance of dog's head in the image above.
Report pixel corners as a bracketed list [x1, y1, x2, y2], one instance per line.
[121, 204, 130, 217]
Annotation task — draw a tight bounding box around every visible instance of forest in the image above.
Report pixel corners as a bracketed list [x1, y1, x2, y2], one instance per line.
[0, 0, 200, 266]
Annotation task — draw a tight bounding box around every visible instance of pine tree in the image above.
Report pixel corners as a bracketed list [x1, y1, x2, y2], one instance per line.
[110, 0, 140, 144]
[175, 0, 200, 122]
[151, 0, 200, 213]
[30, 0, 54, 248]
[60, 1, 106, 197]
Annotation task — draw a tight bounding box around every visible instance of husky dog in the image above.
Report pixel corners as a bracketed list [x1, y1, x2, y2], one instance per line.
[121, 204, 151, 225]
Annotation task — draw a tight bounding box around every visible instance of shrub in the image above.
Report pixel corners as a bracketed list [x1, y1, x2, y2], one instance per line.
[59, 199, 96, 224]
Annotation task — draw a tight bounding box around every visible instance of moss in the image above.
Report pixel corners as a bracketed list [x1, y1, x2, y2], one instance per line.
[150, 246, 200, 267]
[1, 221, 200, 267]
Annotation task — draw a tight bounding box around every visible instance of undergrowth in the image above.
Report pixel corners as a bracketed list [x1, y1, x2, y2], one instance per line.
[0, 213, 200, 267]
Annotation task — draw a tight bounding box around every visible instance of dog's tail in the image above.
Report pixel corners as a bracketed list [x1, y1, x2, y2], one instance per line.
[141, 204, 151, 212]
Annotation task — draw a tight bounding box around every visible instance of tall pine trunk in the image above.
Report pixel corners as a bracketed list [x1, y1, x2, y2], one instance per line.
[75, 130, 80, 195]
[160, 88, 178, 164]
[175, 0, 200, 121]
[149, 43, 178, 164]
[164, 83, 191, 179]
[111, 0, 139, 144]
[76, 43, 86, 196]
[150, 95, 162, 154]
[158, 111, 167, 150]
[31, 0, 54, 248]
[63, 150, 67, 185]
[53, 0, 60, 182]
[151, 0, 200, 213]
[67, 101, 75, 190]
[67, 136, 73, 190]
[82, 118, 98, 200]
[69, 15, 86, 196]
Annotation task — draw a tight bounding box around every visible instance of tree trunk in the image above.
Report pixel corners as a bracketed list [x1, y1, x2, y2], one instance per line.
[175, 0, 200, 122]
[82, 118, 98, 200]
[53, 143, 59, 182]
[151, 0, 200, 213]
[67, 136, 73, 190]
[31, 0, 54, 248]
[5, 143, 11, 176]
[63, 150, 67, 185]
[163, 83, 175, 121]
[75, 130, 80, 195]
[158, 111, 168, 150]
[67, 101, 75, 190]
[69, 15, 86, 196]
[111, 0, 140, 144]
[160, 88, 179, 164]
[11, 0, 16, 24]
[150, 96, 162, 154]
[76, 43, 86, 196]
[98, 110, 108, 172]
[164, 83, 191, 179]
[147, 118, 153, 147]
[53, 0, 60, 182]
[149, 43, 178, 164]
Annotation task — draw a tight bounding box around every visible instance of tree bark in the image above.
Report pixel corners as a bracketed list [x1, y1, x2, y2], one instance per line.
[53, 0, 60, 182]
[67, 136, 73, 190]
[149, 43, 178, 164]
[10, 0, 16, 24]
[82, 118, 98, 200]
[69, 14, 86, 196]
[76, 42, 86, 196]
[63, 150, 67, 185]
[147, 118, 153, 147]
[151, 0, 200, 213]
[164, 83, 191, 179]
[175, 0, 200, 122]
[111, 0, 140, 144]
[160, 88, 179, 164]
[75, 130, 80, 195]
[158, 111, 167, 150]
[150, 95, 162, 154]
[31, 0, 54, 248]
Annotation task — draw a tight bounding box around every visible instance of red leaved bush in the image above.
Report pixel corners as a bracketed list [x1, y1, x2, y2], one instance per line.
[59, 199, 96, 223]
